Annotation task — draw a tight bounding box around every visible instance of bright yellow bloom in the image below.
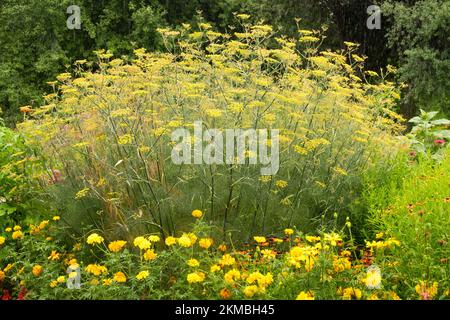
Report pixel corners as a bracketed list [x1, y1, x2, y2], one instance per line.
[13, 225, 21, 231]
[134, 236, 151, 250]
[165, 236, 177, 246]
[143, 249, 157, 261]
[108, 240, 127, 252]
[187, 233, 198, 244]
[113, 272, 127, 283]
[57, 276, 66, 283]
[85, 264, 108, 276]
[296, 291, 315, 300]
[219, 254, 236, 267]
[284, 228, 294, 236]
[3, 264, 13, 273]
[48, 250, 60, 261]
[86, 233, 104, 245]
[136, 271, 150, 281]
[210, 264, 222, 273]
[32, 265, 43, 277]
[415, 281, 438, 300]
[49, 280, 58, 288]
[148, 235, 160, 243]
[178, 234, 193, 248]
[253, 236, 266, 243]
[103, 278, 113, 286]
[12, 230, 24, 240]
[0, 236, 5, 246]
[224, 269, 241, 284]
[52, 216, 61, 221]
[243, 285, 260, 298]
[5, 227, 12, 232]
[0, 270, 5, 282]
[187, 272, 205, 283]
[192, 209, 203, 218]
[333, 257, 351, 272]
[199, 238, 213, 249]
[261, 249, 277, 259]
[187, 259, 200, 267]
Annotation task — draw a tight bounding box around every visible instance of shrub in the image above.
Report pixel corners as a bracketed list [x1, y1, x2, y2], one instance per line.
[18, 21, 404, 239]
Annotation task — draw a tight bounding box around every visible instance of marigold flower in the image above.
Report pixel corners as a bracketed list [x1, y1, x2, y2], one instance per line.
[103, 278, 113, 286]
[192, 209, 203, 218]
[224, 269, 240, 284]
[108, 240, 127, 253]
[85, 264, 108, 276]
[187, 259, 200, 267]
[0, 270, 5, 282]
[296, 291, 315, 300]
[243, 285, 260, 298]
[12, 230, 24, 240]
[219, 288, 232, 299]
[48, 250, 60, 261]
[199, 238, 213, 249]
[210, 264, 222, 273]
[165, 236, 177, 246]
[219, 254, 236, 267]
[178, 234, 193, 248]
[134, 236, 151, 250]
[19, 106, 33, 113]
[13, 225, 21, 231]
[284, 228, 294, 236]
[86, 233, 104, 245]
[57, 276, 66, 283]
[49, 280, 58, 288]
[113, 271, 127, 283]
[187, 272, 205, 284]
[0, 236, 5, 246]
[253, 236, 266, 244]
[32, 265, 43, 277]
[143, 249, 157, 261]
[415, 281, 438, 300]
[136, 271, 150, 281]
[52, 216, 61, 221]
[148, 235, 160, 243]
[5, 227, 12, 232]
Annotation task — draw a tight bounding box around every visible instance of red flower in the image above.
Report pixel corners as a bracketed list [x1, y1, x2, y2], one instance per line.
[17, 286, 27, 300]
[1, 289, 11, 300]
[434, 139, 446, 146]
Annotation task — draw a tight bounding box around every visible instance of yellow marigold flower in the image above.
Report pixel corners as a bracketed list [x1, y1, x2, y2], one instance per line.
[375, 232, 384, 239]
[12, 230, 24, 240]
[0, 270, 5, 282]
[243, 285, 260, 298]
[13, 225, 21, 231]
[5, 227, 12, 232]
[219, 288, 232, 299]
[113, 271, 127, 283]
[86, 233, 104, 245]
[192, 209, 203, 218]
[246, 272, 263, 285]
[103, 278, 113, 286]
[224, 269, 241, 284]
[178, 234, 193, 248]
[296, 291, 315, 300]
[219, 254, 236, 267]
[19, 106, 33, 113]
[187, 259, 200, 267]
[253, 236, 266, 244]
[261, 249, 277, 259]
[187, 272, 205, 284]
[136, 271, 150, 281]
[148, 235, 160, 243]
[218, 244, 227, 252]
[284, 228, 294, 236]
[324, 232, 341, 246]
[52, 216, 60, 221]
[143, 249, 157, 261]
[258, 273, 273, 288]
[32, 265, 43, 277]
[57, 276, 66, 283]
[134, 236, 151, 250]
[85, 264, 108, 276]
[0, 236, 5, 246]
[48, 250, 60, 261]
[49, 280, 58, 288]
[415, 281, 438, 300]
[210, 264, 222, 273]
[108, 240, 127, 252]
[199, 238, 213, 249]
[333, 257, 351, 272]
[165, 236, 177, 246]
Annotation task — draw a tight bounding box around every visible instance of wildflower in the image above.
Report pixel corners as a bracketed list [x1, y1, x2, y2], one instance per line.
[199, 238, 213, 249]
[338, 287, 362, 300]
[305, 235, 320, 243]
[415, 281, 438, 300]
[284, 228, 294, 236]
[48, 250, 60, 261]
[0, 271, 5, 282]
[218, 244, 227, 252]
[0, 237, 5, 246]
[434, 139, 445, 146]
[20, 106, 33, 113]
[85, 264, 108, 276]
[49, 280, 58, 288]
[57, 276, 66, 283]
[165, 236, 177, 246]
[3, 264, 13, 273]
[324, 232, 342, 246]
[108, 240, 127, 252]
[178, 234, 193, 248]
[52, 216, 60, 221]
[32, 265, 43, 277]
[103, 279, 112, 286]
[210, 265, 222, 273]
[219, 288, 232, 299]
[192, 209, 203, 218]
[254, 236, 266, 244]
[296, 291, 315, 300]
[86, 233, 104, 245]
[148, 235, 160, 243]
[219, 254, 236, 267]
[276, 180, 288, 188]
[246, 272, 263, 285]
[224, 269, 241, 284]
[367, 294, 379, 300]
[364, 266, 382, 289]
[113, 272, 127, 283]
[136, 271, 150, 281]
[12, 230, 24, 240]
[187, 272, 205, 284]
[134, 236, 151, 250]
[5, 227, 12, 232]
[143, 249, 157, 261]
[243, 285, 260, 298]
[261, 249, 277, 259]
[13, 225, 21, 231]
[187, 259, 200, 267]
[333, 257, 351, 272]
